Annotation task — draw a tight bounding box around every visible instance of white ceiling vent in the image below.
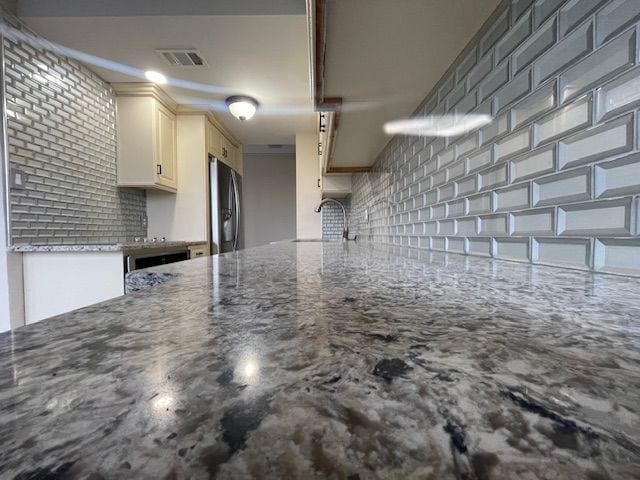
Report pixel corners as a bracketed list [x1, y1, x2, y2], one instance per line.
[156, 49, 207, 67]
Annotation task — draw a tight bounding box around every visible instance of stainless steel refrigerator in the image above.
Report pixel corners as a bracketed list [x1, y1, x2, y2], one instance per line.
[209, 156, 243, 253]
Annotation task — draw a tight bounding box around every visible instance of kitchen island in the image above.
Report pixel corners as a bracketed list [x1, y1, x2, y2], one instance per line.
[0, 241, 639, 479]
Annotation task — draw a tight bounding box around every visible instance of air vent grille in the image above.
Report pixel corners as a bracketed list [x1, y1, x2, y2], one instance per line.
[156, 49, 207, 67]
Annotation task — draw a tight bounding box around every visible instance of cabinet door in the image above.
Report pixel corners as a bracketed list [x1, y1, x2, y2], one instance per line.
[221, 136, 234, 168]
[156, 104, 177, 189]
[209, 122, 223, 159]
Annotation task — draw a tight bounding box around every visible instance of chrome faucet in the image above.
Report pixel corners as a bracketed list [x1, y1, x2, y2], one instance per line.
[315, 198, 349, 240]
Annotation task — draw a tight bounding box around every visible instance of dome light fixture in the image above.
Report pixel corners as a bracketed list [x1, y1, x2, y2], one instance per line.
[144, 70, 167, 84]
[225, 95, 259, 121]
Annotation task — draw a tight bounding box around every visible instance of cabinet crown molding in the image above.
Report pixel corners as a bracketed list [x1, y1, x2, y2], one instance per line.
[176, 104, 240, 147]
[111, 82, 178, 113]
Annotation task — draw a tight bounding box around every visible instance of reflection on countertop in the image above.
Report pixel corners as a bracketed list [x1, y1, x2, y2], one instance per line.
[0, 241, 639, 479]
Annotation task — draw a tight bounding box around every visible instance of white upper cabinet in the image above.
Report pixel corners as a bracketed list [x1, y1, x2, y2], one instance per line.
[205, 118, 241, 173]
[114, 84, 178, 192]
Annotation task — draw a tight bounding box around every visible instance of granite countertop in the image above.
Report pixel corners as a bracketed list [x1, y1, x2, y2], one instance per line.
[1, 241, 639, 479]
[9, 241, 207, 253]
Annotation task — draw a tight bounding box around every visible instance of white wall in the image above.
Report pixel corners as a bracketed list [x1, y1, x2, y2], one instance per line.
[243, 153, 296, 248]
[295, 133, 322, 239]
[147, 115, 209, 242]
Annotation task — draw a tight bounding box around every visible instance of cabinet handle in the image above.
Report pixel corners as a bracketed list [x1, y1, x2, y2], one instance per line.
[317, 178, 321, 188]
[156, 164, 162, 175]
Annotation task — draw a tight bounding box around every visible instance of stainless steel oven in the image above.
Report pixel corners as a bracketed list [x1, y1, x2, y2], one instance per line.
[123, 245, 189, 274]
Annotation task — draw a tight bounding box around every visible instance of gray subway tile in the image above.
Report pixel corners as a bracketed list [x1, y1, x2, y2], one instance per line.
[455, 92, 478, 114]
[479, 163, 509, 191]
[510, 80, 557, 128]
[533, 167, 592, 206]
[479, 62, 510, 102]
[468, 52, 494, 89]
[496, 127, 532, 161]
[447, 82, 466, 110]
[595, 0, 640, 46]
[468, 237, 493, 256]
[533, 21, 593, 86]
[494, 237, 530, 261]
[438, 74, 455, 102]
[497, 11, 533, 63]
[510, 145, 556, 182]
[456, 175, 478, 196]
[493, 183, 531, 211]
[534, 0, 564, 28]
[533, 237, 592, 268]
[480, 114, 509, 145]
[467, 145, 494, 174]
[513, 0, 536, 22]
[559, 0, 606, 37]
[480, 9, 511, 56]
[447, 237, 466, 253]
[596, 67, 640, 121]
[513, 15, 557, 73]
[558, 113, 633, 169]
[479, 213, 508, 235]
[534, 94, 592, 145]
[457, 217, 478, 235]
[466, 192, 493, 214]
[594, 238, 640, 275]
[510, 207, 556, 234]
[495, 69, 532, 111]
[437, 219, 456, 235]
[560, 28, 636, 103]
[594, 152, 640, 198]
[456, 47, 478, 81]
[557, 197, 634, 235]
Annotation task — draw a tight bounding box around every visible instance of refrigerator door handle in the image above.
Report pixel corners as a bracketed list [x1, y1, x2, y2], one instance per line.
[231, 169, 240, 251]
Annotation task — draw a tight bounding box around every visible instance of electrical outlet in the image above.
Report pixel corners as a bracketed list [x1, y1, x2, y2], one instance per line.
[10, 168, 26, 190]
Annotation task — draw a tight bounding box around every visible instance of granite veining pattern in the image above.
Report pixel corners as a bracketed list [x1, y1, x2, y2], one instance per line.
[1, 242, 639, 479]
[9, 241, 207, 253]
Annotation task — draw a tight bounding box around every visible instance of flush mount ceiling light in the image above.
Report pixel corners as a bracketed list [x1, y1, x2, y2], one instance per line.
[226, 95, 259, 121]
[144, 70, 167, 84]
[384, 114, 493, 137]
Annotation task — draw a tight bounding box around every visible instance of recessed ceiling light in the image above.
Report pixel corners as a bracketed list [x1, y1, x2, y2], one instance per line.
[145, 70, 167, 84]
[225, 95, 259, 121]
[384, 114, 493, 137]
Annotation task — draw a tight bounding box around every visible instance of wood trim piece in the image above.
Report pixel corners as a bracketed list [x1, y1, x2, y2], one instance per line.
[326, 166, 371, 174]
[314, 0, 327, 106]
[111, 82, 178, 112]
[175, 105, 241, 147]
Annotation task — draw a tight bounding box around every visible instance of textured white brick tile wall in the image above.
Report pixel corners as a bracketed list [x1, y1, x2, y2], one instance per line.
[1, 14, 147, 245]
[351, 0, 640, 276]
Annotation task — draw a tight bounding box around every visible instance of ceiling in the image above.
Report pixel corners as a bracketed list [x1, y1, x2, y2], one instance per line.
[323, 0, 502, 167]
[18, 0, 316, 145]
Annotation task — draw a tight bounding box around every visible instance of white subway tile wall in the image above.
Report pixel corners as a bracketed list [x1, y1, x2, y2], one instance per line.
[2, 15, 147, 245]
[350, 0, 640, 275]
[321, 198, 351, 240]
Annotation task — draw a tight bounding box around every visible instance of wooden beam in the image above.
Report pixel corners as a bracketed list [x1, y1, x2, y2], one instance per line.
[314, 0, 328, 106]
[326, 166, 371, 174]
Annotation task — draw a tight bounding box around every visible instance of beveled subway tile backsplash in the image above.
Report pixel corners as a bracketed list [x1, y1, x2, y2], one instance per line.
[350, 0, 640, 276]
[2, 14, 147, 245]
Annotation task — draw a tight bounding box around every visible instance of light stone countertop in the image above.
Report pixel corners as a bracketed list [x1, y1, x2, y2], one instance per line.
[0, 241, 639, 479]
[9, 241, 207, 253]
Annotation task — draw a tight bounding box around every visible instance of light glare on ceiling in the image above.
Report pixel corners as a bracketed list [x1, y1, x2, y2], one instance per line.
[144, 70, 167, 84]
[226, 95, 259, 121]
[384, 114, 493, 137]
